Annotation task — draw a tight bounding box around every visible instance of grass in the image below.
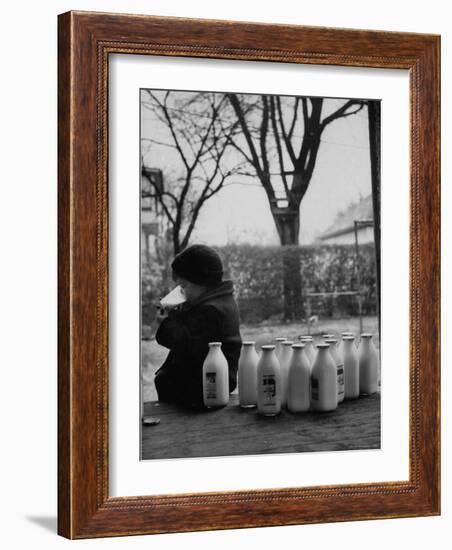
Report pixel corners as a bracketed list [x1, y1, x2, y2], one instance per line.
[142, 316, 379, 402]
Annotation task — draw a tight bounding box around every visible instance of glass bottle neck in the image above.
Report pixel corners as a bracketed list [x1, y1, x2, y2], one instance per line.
[242, 344, 255, 356]
[361, 337, 372, 347]
[208, 344, 222, 354]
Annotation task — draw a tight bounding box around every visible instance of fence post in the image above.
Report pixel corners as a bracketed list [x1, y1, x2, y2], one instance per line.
[354, 221, 363, 334]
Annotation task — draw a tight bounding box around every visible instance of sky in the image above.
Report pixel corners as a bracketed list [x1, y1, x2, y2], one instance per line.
[141, 90, 373, 246]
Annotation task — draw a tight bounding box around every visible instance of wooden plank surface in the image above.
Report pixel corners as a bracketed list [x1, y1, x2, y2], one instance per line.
[142, 393, 380, 460]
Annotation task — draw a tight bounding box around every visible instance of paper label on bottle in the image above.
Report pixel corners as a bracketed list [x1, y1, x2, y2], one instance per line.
[262, 375, 276, 405]
[205, 372, 217, 399]
[337, 365, 345, 395]
[311, 377, 319, 400]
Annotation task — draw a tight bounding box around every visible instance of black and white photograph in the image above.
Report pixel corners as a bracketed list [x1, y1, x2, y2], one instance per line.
[140, 88, 381, 460]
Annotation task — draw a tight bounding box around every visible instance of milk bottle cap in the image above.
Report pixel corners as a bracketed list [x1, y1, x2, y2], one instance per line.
[292, 343, 305, 349]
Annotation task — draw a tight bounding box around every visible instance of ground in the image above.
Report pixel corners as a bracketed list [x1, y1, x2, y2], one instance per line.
[142, 316, 379, 401]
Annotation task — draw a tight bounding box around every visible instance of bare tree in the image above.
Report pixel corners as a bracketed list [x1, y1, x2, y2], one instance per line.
[141, 90, 239, 254]
[225, 93, 366, 319]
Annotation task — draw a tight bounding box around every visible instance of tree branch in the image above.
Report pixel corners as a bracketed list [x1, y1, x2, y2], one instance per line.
[259, 96, 270, 175]
[141, 172, 176, 225]
[320, 100, 365, 132]
[275, 97, 297, 167]
[269, 96, 289, 195]
[140, 137, 179, 150]
[226, 93, 263, 174]
[148, 91, 191, 171]
[288, 97, 300, 140]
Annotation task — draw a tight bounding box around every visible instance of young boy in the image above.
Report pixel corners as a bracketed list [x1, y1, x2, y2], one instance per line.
[154, 244, 242, 410]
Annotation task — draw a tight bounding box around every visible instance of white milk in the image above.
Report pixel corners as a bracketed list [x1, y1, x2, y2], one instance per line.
[343, 336, 360, 399]
[202, 342, 229, 408]
[274, 337, 287, 360]
[337, 331, 354, 361]
[299, 336, 317, 365]
[279, 341, 294, 407]
[311, 343, 338, 412]
[238, 341, 259, 408]
[257, 345, 281, 416]
[358, 333, 379, 395]
[325, 338, 345, 403]
[287, 344, 311, 413]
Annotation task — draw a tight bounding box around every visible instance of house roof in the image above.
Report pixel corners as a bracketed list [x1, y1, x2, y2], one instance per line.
[317, 194, 374, 241]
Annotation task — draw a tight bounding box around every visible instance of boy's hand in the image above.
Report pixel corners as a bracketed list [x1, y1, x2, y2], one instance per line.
[156, 306, 169, 322]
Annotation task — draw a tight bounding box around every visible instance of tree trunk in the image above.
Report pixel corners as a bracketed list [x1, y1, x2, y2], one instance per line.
[368, 101, 381, 336]
[274, 212, 304, 321]
[172, 228, 181, 255]
[282, 247, 303, 321]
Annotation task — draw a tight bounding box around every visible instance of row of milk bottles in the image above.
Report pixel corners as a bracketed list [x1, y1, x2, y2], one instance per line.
[202, 333, 379, 413]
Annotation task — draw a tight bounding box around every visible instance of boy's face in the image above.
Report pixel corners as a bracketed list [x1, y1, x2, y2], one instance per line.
[173, 275, 206, 303]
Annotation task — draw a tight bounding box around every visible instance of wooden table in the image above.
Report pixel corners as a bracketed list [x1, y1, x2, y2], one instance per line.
[141, 393, 380, 460]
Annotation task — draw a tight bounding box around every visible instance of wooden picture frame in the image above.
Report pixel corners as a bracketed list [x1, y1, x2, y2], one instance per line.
[58, 10, 440, 539]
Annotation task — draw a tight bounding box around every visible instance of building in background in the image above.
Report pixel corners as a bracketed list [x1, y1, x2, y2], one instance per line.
[316, 194, 374, 245]
[141, 167, 163, 265]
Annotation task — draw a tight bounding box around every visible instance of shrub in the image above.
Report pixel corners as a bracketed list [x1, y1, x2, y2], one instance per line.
[218, 243, 377, 323]
[141, 243, 378, 326]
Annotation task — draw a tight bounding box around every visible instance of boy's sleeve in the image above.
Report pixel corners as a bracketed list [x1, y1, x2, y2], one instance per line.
[155, 305, 223, 358]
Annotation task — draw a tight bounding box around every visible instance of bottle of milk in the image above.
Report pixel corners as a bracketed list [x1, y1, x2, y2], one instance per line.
[274, 337, 287, 360]
[310, 343, 338, 412]
[279, 341, 294, 407]
[238, 341, 259, 408]
[343, 336, 359, 398]
[338, 331, 354, 361]
[358, 333, 379, 395]
[257, 345, 281, 416]
[202, 342, 229, 408]
[325, 338, 345, 403]
[299, 336, 316, 365]
[287, 343, 311, 412]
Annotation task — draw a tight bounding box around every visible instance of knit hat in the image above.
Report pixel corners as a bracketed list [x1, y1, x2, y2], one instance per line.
[171, 244, 223, 286]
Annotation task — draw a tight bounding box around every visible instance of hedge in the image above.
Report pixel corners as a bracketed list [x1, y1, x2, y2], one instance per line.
[142, 243, 378, 326]
[218, 244, 377, 323]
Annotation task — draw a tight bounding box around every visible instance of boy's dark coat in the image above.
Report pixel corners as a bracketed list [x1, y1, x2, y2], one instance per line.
[154, 280, 242, 409]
